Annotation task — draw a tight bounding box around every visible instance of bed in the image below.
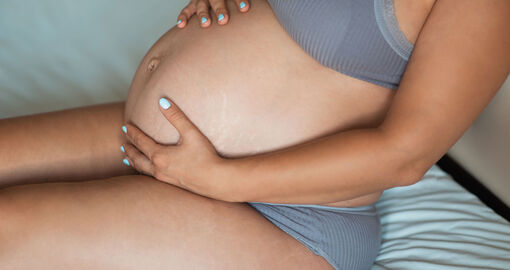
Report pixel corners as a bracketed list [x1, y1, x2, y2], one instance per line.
[373, 163, 510, 269]
[1, 0, 509, 269]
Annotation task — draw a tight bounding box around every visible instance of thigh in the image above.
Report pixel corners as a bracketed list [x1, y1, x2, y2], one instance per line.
[0, 176, 333, 270]
[0, 102, 136, 187]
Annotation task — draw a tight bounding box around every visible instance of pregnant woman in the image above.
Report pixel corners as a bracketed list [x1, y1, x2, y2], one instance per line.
[1, 0, 508, 269]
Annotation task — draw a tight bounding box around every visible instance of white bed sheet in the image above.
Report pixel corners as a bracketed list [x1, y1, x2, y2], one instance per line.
[373, 165, 510, 269]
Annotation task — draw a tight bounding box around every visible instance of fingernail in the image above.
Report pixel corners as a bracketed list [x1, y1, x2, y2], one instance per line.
[123, 158, 130, 166]
[177, 19, 182, 25]
[159, 98, 171, 110]
[122, 126, 127, 134]
[218, 13, 225, 22]
[120, 145, 125, 153]
[240, 2, 246, 9]
[201, 17, 208, 24]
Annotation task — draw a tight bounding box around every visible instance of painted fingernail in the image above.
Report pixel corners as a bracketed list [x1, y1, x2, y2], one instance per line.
[120, 145, 125, 153]
[159, 98, 171, 110]
[201, 17, 208, 24]
[123, 158, 130, 166]
[122, 126, 127, 134]
[240, 2, 246, 9]
[218, 13, 225, 22]
[177, 19, 182, 25]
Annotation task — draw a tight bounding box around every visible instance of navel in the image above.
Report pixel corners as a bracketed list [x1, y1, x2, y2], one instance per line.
[147, 57, 161, 73]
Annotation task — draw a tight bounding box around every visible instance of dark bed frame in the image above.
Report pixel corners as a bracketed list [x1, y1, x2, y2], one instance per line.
[436, 154, 510, 222]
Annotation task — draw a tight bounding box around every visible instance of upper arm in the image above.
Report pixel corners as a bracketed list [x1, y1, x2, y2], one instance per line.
[380, 0, 510, 184]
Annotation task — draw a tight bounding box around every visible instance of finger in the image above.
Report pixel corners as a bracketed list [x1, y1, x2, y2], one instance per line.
[124, 124, 160, 159]
[158, 97, 204, 144]
[196, 0, 211, 27]
[177, 2, 197, 28]
[123, 144, 155, 176]
[233, 0, 249, 12]
[210, 0, 229, 25]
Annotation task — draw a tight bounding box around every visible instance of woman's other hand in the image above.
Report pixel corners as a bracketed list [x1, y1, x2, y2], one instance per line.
[121, 97, 233, 201]
[176, 0, 250, 28]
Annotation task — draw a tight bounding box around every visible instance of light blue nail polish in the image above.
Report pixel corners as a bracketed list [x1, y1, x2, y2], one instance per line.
[201, 17, 208, 24]
[122, 126, 127, 134]
[177, 19, 182, 25]
[123, 158, 130, 166]
[218, 13, 225, 22]
[159, 98, 171, 110]
[240, 1, 246, 9]
[120, 145, 125, 153]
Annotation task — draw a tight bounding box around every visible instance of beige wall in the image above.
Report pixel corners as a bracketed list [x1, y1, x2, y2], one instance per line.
[448, 75, 510, 206]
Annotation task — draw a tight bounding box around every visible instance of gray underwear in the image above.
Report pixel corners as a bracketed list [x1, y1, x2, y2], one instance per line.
[247, 202, 381, 270]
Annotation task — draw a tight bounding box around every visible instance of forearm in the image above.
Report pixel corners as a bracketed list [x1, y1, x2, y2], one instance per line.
[0, 102, 136, 187]
[227, 128, 418, 204]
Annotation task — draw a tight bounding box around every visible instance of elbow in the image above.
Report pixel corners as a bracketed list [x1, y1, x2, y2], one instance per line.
[395, 150, 435, 187]
[397, 162, 429, 187]
[380, 129, 434, 187]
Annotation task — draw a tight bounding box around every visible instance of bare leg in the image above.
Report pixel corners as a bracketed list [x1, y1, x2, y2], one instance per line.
[0, 102, 136, 187]
[0, 176, 333, 270]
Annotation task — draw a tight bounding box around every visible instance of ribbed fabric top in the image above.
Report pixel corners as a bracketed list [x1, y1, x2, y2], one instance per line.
[267, 0, 415, 90]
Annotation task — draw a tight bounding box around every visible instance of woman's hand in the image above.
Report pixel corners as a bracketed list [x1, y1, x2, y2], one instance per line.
[176, 0, 250, 28]
[121, 97, 232, 201]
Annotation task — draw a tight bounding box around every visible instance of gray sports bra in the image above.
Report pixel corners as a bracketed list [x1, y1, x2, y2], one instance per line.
[267, 0, 415, 90]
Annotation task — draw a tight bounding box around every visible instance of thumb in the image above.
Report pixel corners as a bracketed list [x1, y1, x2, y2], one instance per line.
[158, 97, 201, 142]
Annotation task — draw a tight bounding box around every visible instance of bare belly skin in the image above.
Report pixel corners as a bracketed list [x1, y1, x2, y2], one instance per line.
[125, 0, 434, 207]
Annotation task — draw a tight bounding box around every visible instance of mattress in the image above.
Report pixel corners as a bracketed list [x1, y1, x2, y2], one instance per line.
[373, 165, 510, 269]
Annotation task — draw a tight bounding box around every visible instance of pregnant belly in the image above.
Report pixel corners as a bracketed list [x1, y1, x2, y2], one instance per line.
[125, 0, 393, 207]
